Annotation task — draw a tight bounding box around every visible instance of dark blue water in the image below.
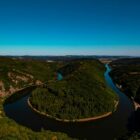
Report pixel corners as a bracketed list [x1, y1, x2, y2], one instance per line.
[4, 65, 134, 140]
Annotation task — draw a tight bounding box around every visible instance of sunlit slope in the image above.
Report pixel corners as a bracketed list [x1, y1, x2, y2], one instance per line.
[0, 57, 62, 95]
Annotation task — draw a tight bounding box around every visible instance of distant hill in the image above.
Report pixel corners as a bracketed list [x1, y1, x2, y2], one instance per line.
[30, 60, 117, 120]
[0, 55, 133, 62]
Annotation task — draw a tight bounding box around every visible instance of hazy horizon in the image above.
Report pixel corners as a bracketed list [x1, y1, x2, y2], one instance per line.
[0, 46, 139, 56]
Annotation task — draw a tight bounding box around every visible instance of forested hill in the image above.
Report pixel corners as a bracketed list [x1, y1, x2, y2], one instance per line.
[30, 60, 117, 120]
[109, 58, 140, 103]
[0, 57, 63, 95]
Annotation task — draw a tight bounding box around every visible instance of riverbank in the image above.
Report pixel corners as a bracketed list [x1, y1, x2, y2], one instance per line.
[28, 97, 119, 122]
[113, 83, 140, 111]
[1, 89, 74, 140]
[133, 101, 140, 110]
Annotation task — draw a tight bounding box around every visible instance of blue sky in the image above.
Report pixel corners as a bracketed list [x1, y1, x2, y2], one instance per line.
[0, 0, 140, 56]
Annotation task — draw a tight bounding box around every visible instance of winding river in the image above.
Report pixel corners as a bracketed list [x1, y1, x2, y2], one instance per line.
[4, 64, 134, 140]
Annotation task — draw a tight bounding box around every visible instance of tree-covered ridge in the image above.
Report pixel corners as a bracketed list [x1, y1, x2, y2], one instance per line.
[0, 57, 63, 95]
[109, 58, 140, 140]
[110, 58, 140, 103]
[30, 60, 117, 120]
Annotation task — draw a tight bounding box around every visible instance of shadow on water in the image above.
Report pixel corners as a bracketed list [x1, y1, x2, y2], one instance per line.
[4, 86, 36, 105]
[127, 107, 140, 133]
[3, 64, 135, 140]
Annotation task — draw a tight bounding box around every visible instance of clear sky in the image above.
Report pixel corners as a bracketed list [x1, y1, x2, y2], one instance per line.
[0, 0, 140, 56]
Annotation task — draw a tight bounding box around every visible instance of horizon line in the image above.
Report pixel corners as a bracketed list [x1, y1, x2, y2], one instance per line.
[0, 54, 139, 57]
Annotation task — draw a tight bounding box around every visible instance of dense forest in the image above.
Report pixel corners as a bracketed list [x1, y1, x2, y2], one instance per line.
[30, 60, 118, 120]
[109, 58, 140, 103]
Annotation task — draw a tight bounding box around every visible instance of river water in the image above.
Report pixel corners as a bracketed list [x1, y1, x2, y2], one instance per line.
[4, 64, 134, 140]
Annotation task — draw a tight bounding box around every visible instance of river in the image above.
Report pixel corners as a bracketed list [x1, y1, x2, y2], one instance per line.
[4, 64, 134, 140]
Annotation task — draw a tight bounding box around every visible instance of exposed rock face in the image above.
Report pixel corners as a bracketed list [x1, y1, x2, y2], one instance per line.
[0, 70, 42, 97]
[8, 72, 32, 83]
[35, 80, 43, 85]
[12, 69, 34, 79]
[0, 81, 19, 96]
[9, 85, 19, 94]
[0, 81, 6, 96]
[16, 75, 29, 82]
